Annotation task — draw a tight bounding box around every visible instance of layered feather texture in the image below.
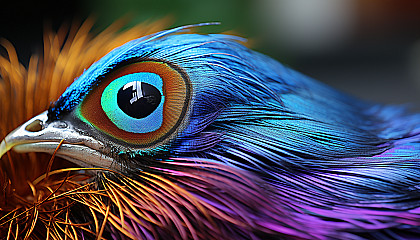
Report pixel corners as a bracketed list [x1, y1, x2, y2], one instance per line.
[1, 22, 420, 239]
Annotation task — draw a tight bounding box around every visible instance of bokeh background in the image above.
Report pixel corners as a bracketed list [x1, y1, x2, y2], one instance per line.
[2, 0, 420, 110]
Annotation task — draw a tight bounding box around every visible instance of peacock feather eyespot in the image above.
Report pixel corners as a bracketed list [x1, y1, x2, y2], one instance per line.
[76, 59, 192, 147]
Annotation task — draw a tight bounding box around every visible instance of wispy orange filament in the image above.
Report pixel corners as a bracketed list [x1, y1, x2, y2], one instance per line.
[45, 139, 65, 181]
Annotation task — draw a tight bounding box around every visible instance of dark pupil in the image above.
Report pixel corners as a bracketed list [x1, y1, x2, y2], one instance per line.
[117, 81, 162, 119]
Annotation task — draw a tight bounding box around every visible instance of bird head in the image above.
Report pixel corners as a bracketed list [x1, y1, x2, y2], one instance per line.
[1, 22, 420, 239]
[2, 23, 304, 177]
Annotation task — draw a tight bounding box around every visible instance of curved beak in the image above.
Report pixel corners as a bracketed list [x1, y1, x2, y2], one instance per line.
[0, 111, 115, 169]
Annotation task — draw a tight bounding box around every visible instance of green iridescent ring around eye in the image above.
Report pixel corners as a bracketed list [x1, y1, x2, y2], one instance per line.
[77, 61, 191, 147]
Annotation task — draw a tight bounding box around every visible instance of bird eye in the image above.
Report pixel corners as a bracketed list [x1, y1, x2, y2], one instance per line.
[101, 73, 164, 133]
[77, 61, 191, 147]
[116, 79, 162, 119]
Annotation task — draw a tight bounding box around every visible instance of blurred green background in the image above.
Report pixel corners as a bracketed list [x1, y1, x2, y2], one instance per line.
[86, 0, 254, 34]
[1, 0, 420, 110]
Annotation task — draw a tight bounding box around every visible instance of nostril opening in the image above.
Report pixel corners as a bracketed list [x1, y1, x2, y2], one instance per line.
[25, 119, 44, 132]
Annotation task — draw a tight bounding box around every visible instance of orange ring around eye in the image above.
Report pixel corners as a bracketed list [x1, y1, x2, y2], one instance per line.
[78, 61, 191, 147]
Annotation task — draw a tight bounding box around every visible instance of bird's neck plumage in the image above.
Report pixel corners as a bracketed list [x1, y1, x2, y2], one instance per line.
[2, 20, 420, 240]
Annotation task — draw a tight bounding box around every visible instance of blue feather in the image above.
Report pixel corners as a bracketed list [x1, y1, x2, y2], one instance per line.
[45, 26, 420, 238]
